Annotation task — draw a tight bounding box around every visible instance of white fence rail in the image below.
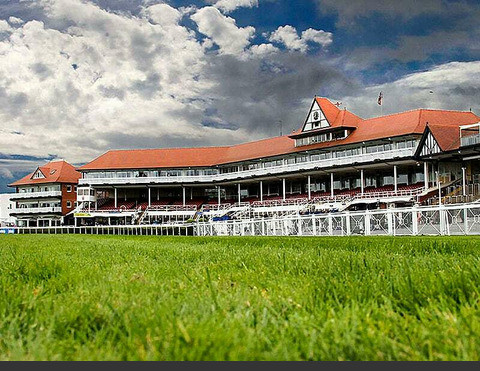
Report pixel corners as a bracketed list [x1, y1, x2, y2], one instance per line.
[4, 203, 480, 237]
[195, 203, 480, 237]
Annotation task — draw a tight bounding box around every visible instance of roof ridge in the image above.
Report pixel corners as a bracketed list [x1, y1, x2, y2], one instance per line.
[107, 145, 230, 152]
[366, 108, 423, 121]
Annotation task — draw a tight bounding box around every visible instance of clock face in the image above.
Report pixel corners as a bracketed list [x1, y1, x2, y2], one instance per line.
[313, 111, 319, 121]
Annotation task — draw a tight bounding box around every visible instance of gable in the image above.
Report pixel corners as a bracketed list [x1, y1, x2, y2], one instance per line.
[31, 168, 46, 180]
[302, 100, 330, 132]
[420, 131, 441, 157]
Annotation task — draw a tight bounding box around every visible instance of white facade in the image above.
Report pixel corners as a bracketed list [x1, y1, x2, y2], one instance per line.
[0, 193, 16, 227]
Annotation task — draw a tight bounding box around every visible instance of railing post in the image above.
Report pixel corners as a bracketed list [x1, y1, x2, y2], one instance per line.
[328, 214, 333, 236]
[464, 206, 469, 235]
[364, 210, 371, 236]
[387, 209, 394, 235]
[345, 211, 351, 236]
[439, 205, 448, 236]
[298, 215, 303, 236]
[412, 206, 418, 236]
[312, 214, 317, 236]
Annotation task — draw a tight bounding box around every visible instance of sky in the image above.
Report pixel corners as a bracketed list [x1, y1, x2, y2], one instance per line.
[0, 0, 479, 192]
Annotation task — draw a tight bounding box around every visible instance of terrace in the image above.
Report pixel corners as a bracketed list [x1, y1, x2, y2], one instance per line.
[10, 190, 62, 200]
[79, 145, 417, 186]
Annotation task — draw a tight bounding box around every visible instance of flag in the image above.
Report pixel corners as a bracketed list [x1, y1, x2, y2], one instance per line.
[377, 91, 383, 106]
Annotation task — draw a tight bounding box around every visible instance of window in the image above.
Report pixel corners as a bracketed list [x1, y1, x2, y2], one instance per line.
[66, 201, 72, 208]
[66, 185, 72, 192]
[74, 186, 77, 192]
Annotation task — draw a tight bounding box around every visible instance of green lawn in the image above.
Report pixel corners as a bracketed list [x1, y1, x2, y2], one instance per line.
[0, 235, 479, 361]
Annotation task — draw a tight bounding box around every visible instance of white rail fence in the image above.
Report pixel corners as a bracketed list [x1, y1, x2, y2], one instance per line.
[196, 203, 480, 237]
[3, 203, 480, 237]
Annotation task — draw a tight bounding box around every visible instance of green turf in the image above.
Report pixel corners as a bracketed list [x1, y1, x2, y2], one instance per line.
[0, 235, 479, 361]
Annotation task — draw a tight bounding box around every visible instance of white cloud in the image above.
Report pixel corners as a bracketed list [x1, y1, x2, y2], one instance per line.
[269, 25, 332, 53]
[211, 0, 258, 14]
[317, 0, 445, 25]
[8, 17, 24, 26]
[341, 61, 480, 118]
[143, 3, 182, 26]
[191, 6, 255, 55]
[0, 167, 14, 179]
[0, 0, 256, 163]
[248, 43, 279, 57]
[0, 20, 12, 33]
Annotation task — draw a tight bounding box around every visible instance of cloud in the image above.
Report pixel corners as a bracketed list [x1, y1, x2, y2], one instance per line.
[191, 6, 255, 55]
[209, 0, 259, 14]
[317, 0, 445, 26]
[0, 0, 344, 166]
[340, 61, 480, 118]
[8, 16, 24, 25]
[143, 3, 182, 26]
[268, 25, 332, 53]
[0, 20, 12, 33]
[0, 167, 14, 179]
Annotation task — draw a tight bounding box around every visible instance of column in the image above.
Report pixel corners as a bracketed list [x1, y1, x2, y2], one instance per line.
[462, 167, 467, 196]
[282, 178, 286, 201]
[424, 162, 429, 191]
[330, 173, 334, 197]
[393, 165, 398, 193]
[436, 171, 441, 206]
[260, 181, 263, 202]
[148, 187, 151, 207]
[190, 187, 193, 200]
[114, 188, 118, 208]
[217, 186, 221, 205]
[360, 170, 364, 195]
[238, 183, 241, 204]
[182, 186, 186, 206]
[307, 175, 311, 200]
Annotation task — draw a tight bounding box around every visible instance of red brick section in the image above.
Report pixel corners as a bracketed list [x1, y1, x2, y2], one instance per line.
[61, 183, 77, 215]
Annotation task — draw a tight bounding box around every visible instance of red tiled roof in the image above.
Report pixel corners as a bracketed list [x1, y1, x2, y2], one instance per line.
[425, 122, 477, 152]
[78, 99, 480, 171]
[9, 160, 81, 187]
[316, 97, 363, 128]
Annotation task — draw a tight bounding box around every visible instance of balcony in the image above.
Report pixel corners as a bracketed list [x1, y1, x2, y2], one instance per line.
[79, 147, 416, 186]
[461, 133, 480, 147]
[11, 191, 62, 200]
[12, 207, 62, 215]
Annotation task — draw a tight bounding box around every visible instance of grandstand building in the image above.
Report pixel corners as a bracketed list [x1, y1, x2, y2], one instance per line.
[74, 97, 480, 226]
[8, 160, 81, 227]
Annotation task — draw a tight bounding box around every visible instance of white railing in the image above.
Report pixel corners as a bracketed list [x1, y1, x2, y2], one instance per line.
[13, 207, 62, 214]
[252, 198, 308, 208]
[9, 202, 480, 237]
[196, 203, 480, 237]
[353, 187, 424, 200]
[313, 195, 352, 203]
[79, 147, 416, 186]
[202, 204, 232, 212]
[147, 205, 197, 212]
[461, 133, 480, 147]
[11, 191, 62, 199]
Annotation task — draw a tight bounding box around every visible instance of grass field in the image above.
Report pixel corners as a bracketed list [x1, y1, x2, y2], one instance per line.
[0, 235, 479, 361]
